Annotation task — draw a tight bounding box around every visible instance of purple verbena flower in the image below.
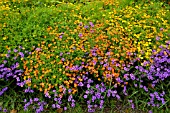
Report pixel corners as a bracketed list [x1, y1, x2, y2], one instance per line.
[13, 48, 18, 52]
[160, 28, 163, 31]
[89, 22, 94, 27]
[0, 87, 8, 96]
[78, 33, 83, 37]
[84, 25, 89, 29]
[34, 98, 39, 102]
[64, 107, 67, 111]
[19, 52, 24, 58]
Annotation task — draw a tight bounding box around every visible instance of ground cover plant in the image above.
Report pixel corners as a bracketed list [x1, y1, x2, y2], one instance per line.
[0, 0, 170, 113]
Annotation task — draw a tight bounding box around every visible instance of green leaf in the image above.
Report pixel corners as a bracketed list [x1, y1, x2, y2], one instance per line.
[128, 91, 139, 98]
[0, 102, 3, 106]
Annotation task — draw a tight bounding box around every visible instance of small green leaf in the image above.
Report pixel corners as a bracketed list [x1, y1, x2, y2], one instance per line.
[0, 102, 3, 106]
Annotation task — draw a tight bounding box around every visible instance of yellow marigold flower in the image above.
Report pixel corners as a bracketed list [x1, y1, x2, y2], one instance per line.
[3, 36, 8, 40]
[28, 83, 31, 87]
[59, 78, 62, 80]
[138, 55, 143, 59]
[145, 51, 150, 57]
[148, 39, 152, 42]
[134, 40, 137, 44]
[24, 76, 27, 80]
[137, 46, 141, 51]
[134, 34, 140, 38]
[144, 42, 149, 47]
[162, 45, 167, 48]
[52, 75, 56, 79]
[158, 32, 163, 37]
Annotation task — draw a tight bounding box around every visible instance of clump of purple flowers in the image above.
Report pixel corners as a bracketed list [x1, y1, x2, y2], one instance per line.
[83, 82, 122, 112]
[147, 91, 166, 107]
[121, 42, 170, 112]
[0, 46, 35, 112]
[0, 62, 23, 80]
[0, 46, 32, 85]
[23, 98, 47, 113]
[0, 107, 7, 113]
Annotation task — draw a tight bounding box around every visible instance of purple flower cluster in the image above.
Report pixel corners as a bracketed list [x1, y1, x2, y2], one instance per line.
[0, 46, 31, 80]
[0, 46, 33, 87]
[67, 65, 83, 71]
[50, 89, 76, 111]
[45, 89, 68, 111]
[128, 100, 135, 109]
[0, 107, 7, 112]
[121, 42, 170, 111]
[137, 45, 170, 87]
[67, 94, 76, 108]
[147, 91, 165, 107]
[52, 97, 63, 109]
[90, 47, 98, 57]
[24, 98, 47, 113]
[82, 81, 121, 112]
[24, 87, 34, 93]
[79, 22, 94, 28]
[0, 62, 23, 81]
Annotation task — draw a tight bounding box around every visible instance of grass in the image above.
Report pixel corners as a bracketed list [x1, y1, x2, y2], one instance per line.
[0, 0, 170, 113]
